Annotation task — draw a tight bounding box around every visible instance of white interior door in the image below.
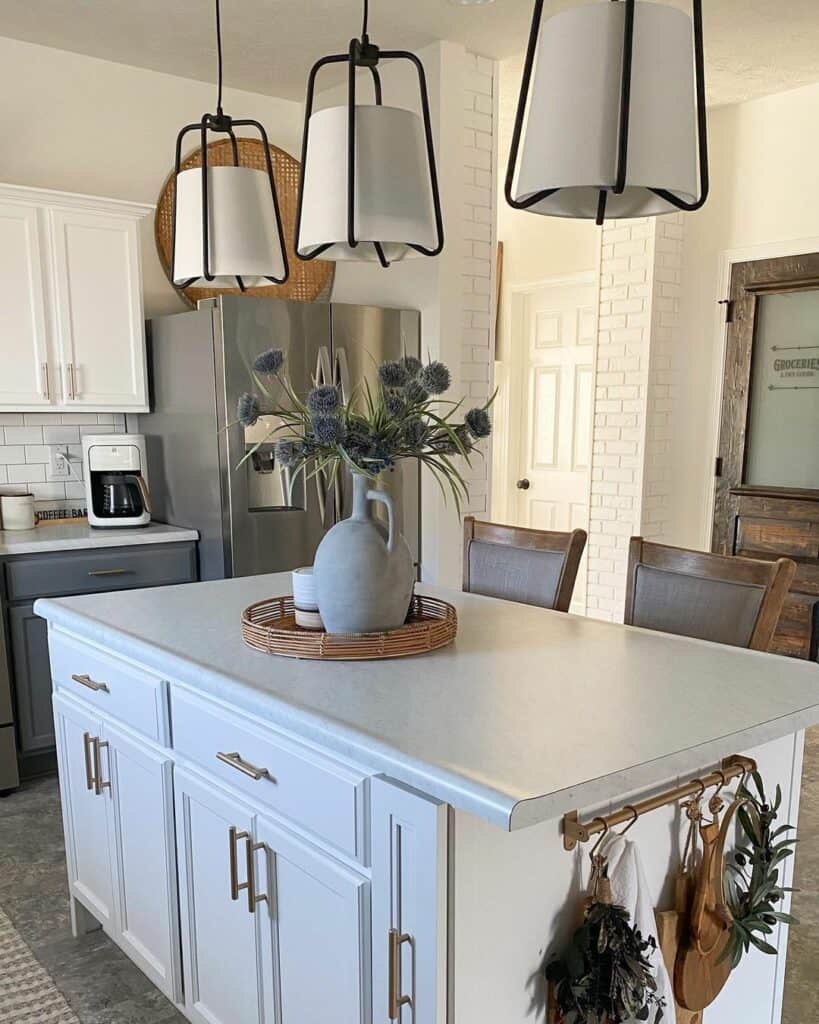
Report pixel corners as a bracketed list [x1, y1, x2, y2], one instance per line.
[515, 279, 596, 611]
[0, 202, 51, 407]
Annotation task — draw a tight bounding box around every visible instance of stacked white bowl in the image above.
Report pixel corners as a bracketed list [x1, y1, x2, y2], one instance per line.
[291, 567, 323, 630]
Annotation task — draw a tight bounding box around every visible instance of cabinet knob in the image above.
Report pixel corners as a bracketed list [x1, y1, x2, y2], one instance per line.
[516, 478, 531, 490]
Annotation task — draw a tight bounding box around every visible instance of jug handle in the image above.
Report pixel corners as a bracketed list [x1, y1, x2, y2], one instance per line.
[366, 489, 396, 554]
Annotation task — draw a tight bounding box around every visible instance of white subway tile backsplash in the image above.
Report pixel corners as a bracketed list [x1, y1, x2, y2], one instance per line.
[42, 425, 80, 444]
[4, 426, 44, 445]
[28, 482, 68, 501]
[0, 414, 24, 426]
[7, 463, 45, 484]
[64, 481, 87, 499]
[23, 413, 59, 426]
[24, 445, 51, 464]
[59, 413, 107, 425]
[79, 423, 116, 436]
[0, 447, 25, 465]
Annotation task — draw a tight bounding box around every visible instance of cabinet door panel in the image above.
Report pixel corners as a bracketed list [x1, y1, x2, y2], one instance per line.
[174, 769, 266, 1024]
[256, 817, 369, 1024]
[53, 692, 114, 929]
[11, 602, 55, 753]
[105, 722, 181, 1002]
[371, 777, 447, 1024]
[49, 208, 147, 409]
[0, 201, 50, 406]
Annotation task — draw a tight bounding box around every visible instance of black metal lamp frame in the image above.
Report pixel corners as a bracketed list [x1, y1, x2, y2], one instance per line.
[505, 0, 709, 226]
[170, 0, 288, 290]
[294, 1, 444, 269]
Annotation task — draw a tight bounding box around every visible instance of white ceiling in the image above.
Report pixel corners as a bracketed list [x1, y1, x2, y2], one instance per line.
[3, 0, 819, 107]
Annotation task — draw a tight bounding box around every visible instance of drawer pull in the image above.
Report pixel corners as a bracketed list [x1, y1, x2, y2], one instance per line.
[83, 732, 94, 791]
[217, 751, 273, 782]
[72, 673, 110, 693]
[228, 825, 250, 902]
[87, 569, 132, 578]
[388, 929, 412, 1019]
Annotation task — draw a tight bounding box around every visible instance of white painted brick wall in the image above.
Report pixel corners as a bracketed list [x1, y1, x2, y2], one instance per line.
[586, 214, 682, 622]
[0, 412, 125, 511]
[461, 52, 497, 517]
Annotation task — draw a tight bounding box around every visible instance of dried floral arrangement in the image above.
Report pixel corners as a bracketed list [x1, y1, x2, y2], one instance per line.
[237, 347, 493, 512]
[723, 771, 798, 968]
[546, 866, 665, 1024]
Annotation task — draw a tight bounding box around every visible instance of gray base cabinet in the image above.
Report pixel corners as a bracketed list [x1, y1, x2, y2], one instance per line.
[1, 540, 197, 779]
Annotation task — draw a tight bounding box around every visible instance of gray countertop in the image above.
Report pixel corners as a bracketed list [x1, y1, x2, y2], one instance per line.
[35, 572, 819, 831]
[0, 522, 198, 556]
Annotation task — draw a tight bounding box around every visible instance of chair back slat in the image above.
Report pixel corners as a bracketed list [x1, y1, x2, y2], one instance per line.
[463, 518, 587, 613]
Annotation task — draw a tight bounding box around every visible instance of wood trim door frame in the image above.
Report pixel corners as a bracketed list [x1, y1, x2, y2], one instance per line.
[704, 236, 819, 551]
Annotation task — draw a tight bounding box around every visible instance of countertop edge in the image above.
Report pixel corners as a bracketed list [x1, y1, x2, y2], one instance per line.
[0, 526, 198, 556]
[34, 597, 520, 830]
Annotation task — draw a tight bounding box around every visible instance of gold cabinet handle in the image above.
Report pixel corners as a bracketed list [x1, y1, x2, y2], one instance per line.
[388, 929, 412, 1020]
[41, 362, 50, 400]
[228, 826, 250, 902]
[87, 569, 131, 578]
[216, 751, 273, 782]
[72, 673, 110, 694]
[83, 732, 94, 791]
[66, 362, 78, 400]
[245, 836, 268, 914]
[92, 738, 111, 796]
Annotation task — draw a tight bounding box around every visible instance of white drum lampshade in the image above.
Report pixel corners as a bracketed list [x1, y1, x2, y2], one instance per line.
[297, 104, 438, 263]
[173, 165, 287, 287]
[509, 0, 706, 222]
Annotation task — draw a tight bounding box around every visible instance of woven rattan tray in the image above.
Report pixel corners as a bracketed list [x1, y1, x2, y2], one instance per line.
[241, 594, 457, 660]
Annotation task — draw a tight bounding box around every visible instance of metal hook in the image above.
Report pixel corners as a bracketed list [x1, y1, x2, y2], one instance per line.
[692, 777, 706, 800]
[618, 805, 639, 837]
[709, 769, 728, 815]
[589, 817, 610, 863]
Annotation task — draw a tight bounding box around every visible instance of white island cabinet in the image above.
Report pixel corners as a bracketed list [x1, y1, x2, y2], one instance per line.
[36, 573, 819, 1024]
[0, 183, 151, 412]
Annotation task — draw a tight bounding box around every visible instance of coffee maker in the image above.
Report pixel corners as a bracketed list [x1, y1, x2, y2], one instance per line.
[83, 434, 152, 528]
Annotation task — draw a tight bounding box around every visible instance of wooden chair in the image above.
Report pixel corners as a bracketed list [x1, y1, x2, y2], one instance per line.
[462, 517, 587, 613]
[625, 537, 796, 651]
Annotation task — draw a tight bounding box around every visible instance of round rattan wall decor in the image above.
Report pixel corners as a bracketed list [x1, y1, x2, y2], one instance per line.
[155, 136, 334, 307]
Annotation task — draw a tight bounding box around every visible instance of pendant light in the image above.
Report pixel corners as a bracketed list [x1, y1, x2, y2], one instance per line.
[295, 0, 444, 268]
[171, 0, 288, 289]
[505, 0, 708, 225]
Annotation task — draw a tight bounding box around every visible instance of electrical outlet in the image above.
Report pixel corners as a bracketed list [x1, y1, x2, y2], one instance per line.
[49, 449, 71, 479]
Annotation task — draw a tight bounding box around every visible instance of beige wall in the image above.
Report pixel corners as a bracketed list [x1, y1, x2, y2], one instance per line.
[673, 81, 819, 548]
[0, 35, 303, 317]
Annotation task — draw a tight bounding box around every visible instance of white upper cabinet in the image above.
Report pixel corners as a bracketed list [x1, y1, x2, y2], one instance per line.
[0, 184, 152, 412]
[0, 201, 51, 406]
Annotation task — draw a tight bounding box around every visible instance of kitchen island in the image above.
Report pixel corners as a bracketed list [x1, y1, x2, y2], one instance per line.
[36, 573, 819, 1024]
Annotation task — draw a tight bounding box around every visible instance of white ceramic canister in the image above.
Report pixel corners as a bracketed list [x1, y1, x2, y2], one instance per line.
[0, 493, 36, 531]
[292, 567, 323, 630]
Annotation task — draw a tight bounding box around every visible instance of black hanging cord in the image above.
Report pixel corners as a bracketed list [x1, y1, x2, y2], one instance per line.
[361, 0, 369, 40]
[215, 0, 224, 114]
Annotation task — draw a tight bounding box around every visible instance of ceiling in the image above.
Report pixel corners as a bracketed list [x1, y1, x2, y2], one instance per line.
[3, 0, 819, 107]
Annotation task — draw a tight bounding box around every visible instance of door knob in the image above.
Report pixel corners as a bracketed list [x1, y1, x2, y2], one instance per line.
[516, 479, 531, 490]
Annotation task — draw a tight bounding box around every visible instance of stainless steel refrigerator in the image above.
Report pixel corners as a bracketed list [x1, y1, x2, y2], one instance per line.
[144, 296, 421, 581]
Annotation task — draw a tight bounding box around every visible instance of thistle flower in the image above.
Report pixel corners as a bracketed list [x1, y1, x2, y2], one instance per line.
[384, 390, 405, 418]
[400, 355, 423, 378]
[465, 407, 491, 439]
[404, 380, 429, 405]
[311, 414, 346, 447]
[307, 385, 340, 415]
[420, 361, 451, 395]
[237, 392, 261, 427]
[403, 417, 426, 448]
[253, 348, 284, 375]
[378, 360, 409, 388]
[441, 425, 472, 455]
[275, 439, 299, 468]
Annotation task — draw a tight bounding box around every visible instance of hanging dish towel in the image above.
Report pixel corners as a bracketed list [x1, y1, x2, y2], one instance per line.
[601, 833, 675, 1024]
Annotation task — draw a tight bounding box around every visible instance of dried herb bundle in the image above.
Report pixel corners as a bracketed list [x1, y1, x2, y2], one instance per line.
[723, 771, 798, 968]
[546, 900, 665, 1024]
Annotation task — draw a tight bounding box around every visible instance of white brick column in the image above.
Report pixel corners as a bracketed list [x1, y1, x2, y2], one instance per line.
[459, 52, 497, 518]
[585, 213, 683, 621]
